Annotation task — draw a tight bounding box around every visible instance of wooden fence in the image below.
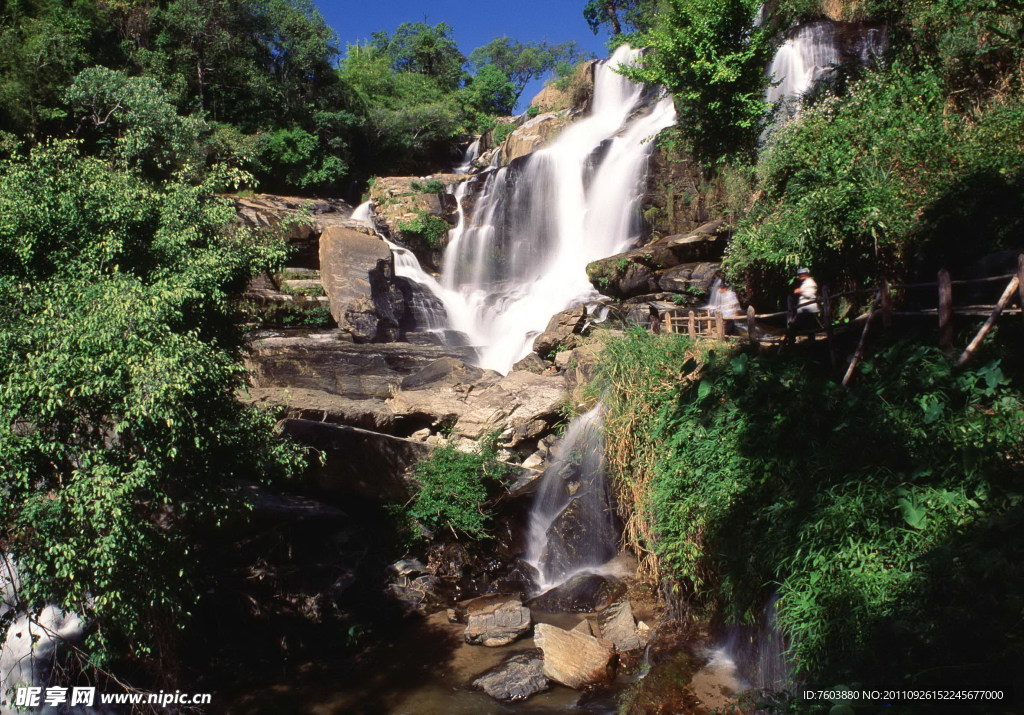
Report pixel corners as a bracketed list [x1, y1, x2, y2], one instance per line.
[651, 255, 1024, 383]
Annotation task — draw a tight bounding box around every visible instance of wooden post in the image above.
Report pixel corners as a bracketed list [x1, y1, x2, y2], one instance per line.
[938, 269, 953, 355]
[782, 290, 798, 344]
[747, 305, 757, 347]
[821, 285, 836, 370]
[955, 275, 1020, 367]
[842, 292, 881, 387]
[664, 312, 673, 334]
[880, 277, 892, 329]
[715, 313, 725, 341]
[688, 311, 696, 338]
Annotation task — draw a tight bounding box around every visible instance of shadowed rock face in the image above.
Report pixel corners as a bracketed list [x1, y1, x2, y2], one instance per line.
[528, 573, 628, 614]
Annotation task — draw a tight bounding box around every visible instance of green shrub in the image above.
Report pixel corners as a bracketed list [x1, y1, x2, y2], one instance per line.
[525, 105, 541, 119]
[596, 330, 1024, 690]
[410, 178, 445, 194]
[491, 121, 517, 146]
[408, 438, 511, 539]
[397, 209, 451, 250]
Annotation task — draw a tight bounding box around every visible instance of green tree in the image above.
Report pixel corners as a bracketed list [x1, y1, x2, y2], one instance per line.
[625, 0, 772, 164]
[370, 21, 466, 92]
[462, 64, 516, 116]
[0, 140, 305, 663]
[582, 0, 659, 35]
[468, 37, 587, 107]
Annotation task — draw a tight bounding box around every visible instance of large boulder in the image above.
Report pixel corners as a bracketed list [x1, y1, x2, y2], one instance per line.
[1, 607, 85, 711]
[386, 369, 566, 447]
[532, 306, 587, 358]
[464, 597, 532, 647]
[585, 221, 728, 300]
[528, 573, 627, 614]
[473, 650, 550, 702]
[319, 226, 407, 342]
[533, 623, 615, 689]
[274, 419, 429, 502]
[498, 112, 571, 164]
[239, 386, 396, 433]
[245, 331, 474, 401]
[233, 193, 364, 269]
[656, 261, 720, 295]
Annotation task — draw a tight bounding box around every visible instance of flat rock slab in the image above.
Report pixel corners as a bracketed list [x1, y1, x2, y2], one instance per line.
[246, 331, 475, 401]
[240, 386, 395, 432]
[464, 598, 532, 647]
[533, 623, 615, 689]
[473, 649, 549, 702]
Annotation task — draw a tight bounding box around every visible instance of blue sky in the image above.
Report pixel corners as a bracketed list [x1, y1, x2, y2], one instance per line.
[313, 0, 614, 110]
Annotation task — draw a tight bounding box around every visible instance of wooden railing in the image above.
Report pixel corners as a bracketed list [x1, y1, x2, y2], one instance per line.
[649, 256, 1024, 381]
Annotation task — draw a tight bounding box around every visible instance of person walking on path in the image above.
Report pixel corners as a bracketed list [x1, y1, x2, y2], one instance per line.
[793, 267, 820, 332]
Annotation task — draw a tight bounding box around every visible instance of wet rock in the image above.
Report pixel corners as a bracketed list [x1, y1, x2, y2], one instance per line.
[528, 573, 627, 614]
[534, 623, 615, 689]
[521, 451, 545, 470]
[531, 307, 588, 358]
[474, 649, 550, 702]
[367, 175, 464, 269]
[598, 599, 643, 652]
[464, 597, 532, 647]
[319, 226, 406, 342]
[534, 495, 617, 585]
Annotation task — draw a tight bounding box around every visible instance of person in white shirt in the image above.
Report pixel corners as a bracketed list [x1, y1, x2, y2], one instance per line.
[793, 267, 820, 332]
[794, 268, 819, 313]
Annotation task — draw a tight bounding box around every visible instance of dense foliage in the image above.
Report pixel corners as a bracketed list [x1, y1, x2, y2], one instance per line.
[408, 438, 511, 540]
[0, 140, 305, 663]
[0, 3, 565, 196]
[596, 329, 1024, 694]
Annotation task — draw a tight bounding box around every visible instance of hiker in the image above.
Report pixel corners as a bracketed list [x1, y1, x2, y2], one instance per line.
[793, 267, 820, 331]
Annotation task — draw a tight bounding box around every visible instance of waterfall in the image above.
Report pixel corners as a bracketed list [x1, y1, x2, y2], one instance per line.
[391, 45, 677, 373]
[350, 200, 372, 223]
[454, 137, 481, 174]
[767, 21, 888, 110]
[525, 405, 618, 592]
[717, 594, 794, 693]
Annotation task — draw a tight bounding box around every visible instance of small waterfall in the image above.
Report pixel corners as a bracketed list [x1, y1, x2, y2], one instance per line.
[350, 200, 372, 223]
[767, 21, 888, 111]
[454, 137, 481, 174]
[717, 594, 794, 693]
[385, 240, 451, 336]
[394, 45, 677, 373]
[525, 405, 618, 592]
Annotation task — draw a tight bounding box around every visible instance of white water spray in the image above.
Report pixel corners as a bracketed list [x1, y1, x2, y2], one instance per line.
[525, 405, 618, 592]
[391, 45, 676, 373]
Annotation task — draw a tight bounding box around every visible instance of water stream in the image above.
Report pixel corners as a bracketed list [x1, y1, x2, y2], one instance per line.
[524, 405, 618, 592]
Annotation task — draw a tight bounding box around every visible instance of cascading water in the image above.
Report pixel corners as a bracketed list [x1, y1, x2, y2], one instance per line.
[767, 21, 887, 110]
[525, 405, 618, 592]
[393, 45, 676, 373]
[454, 137, 481, 174]
[350, 200, 372, 223]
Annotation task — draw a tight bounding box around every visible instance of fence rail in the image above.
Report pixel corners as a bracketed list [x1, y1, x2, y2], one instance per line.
[648, 256, 1024, 382]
